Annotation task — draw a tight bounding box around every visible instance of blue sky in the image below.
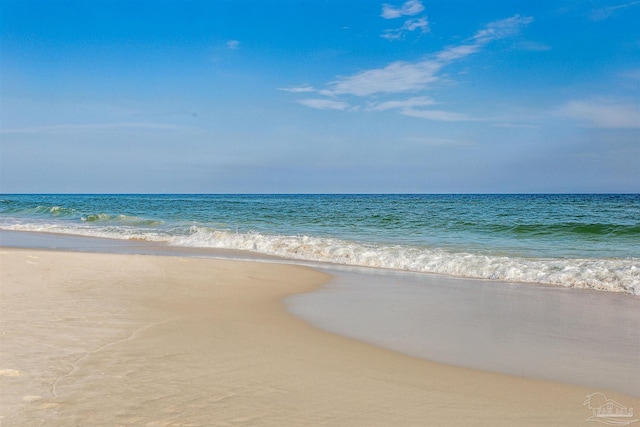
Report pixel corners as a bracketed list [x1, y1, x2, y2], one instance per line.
[1, 0, 639, 193]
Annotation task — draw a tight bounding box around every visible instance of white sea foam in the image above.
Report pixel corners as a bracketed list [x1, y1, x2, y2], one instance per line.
[3, 223, 638, 295]
[174, 227, 640, 295]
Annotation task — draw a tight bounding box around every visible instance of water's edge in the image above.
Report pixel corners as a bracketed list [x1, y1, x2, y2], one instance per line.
[3, 230, 639, 396]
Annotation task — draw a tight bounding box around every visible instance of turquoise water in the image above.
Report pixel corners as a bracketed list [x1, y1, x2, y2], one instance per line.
[1, 194, 639, 294]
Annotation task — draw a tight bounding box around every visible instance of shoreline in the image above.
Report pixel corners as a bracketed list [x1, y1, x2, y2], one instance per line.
[2, 230, 640, 395]
[2, 223, 637, 296]
[287, 266, 640, 396]
[1, 248, 639, 425]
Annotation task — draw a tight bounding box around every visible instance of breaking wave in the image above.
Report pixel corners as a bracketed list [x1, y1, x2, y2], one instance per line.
[3, 222, 637, 295]
[81, 213, 163, 227]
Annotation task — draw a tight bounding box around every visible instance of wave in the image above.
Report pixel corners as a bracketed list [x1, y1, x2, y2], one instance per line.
[22, 205, 77, 217]
[170, 228, 639, 295]
[4, 223, 635, 295]
[498, 223, 640, 238]
[0, 202, 162, 227]
[80, 213, 163, 227]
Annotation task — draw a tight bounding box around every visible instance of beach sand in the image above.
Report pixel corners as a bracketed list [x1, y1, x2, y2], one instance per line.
[1, 248, 638, 426]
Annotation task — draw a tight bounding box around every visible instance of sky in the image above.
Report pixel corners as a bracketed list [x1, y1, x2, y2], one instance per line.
[1, 0, 639, 193]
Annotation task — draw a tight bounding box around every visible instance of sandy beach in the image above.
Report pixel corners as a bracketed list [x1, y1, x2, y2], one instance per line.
[1, 248, 638, 426]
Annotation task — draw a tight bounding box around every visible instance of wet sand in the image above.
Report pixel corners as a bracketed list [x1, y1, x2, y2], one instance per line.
[1, 248, 638, 426]
[287, 267, 640, 396]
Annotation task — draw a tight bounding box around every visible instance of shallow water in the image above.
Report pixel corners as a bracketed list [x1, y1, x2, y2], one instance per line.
[2, 230, 639, 396]
[1, 194, 639, 294]
[287, 267, 640, 397]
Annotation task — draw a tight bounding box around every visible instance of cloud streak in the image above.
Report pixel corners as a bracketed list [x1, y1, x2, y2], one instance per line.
[401, 108, 470, 122]
[471, 15, 533, 44]
[297, 99, 351, 111]
[285, 14, 533, 121]
[382, 17, 429, 40]
[555, 99, 640, 129]
[369, 96, 436, 111]
[330, 60, 441, 96]
[381, 0, 425, 19]
[590, 1, 640, 21]
[381, 1, 429, 41]
[331, 15, 531, 97]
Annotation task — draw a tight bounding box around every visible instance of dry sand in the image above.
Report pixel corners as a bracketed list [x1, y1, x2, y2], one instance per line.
[1, 248, 638, 426]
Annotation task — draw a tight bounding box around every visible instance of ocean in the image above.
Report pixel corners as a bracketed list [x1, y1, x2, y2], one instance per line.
[1, 194, 638, 295]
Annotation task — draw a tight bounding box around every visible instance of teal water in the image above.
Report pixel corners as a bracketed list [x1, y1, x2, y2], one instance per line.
[1, 194, 638, 294]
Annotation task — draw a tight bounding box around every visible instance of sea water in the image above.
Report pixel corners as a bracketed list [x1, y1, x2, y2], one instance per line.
[1, 194, 638, 294]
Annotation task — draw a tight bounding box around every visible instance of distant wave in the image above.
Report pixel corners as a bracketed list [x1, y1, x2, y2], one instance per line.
[0, 203, 163, 227]
[20, 205, 77, 217]
[81, 213, 163, 227]
[3, 223, 638, 296]
[496, 223, 640, 238]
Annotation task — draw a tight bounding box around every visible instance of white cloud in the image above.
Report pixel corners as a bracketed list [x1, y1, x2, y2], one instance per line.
[330, 60, 442, 96]
[381, 0, 425, 19]
[297, 99, 351, 111]
[382, 17, 430, 40]
[369, 96, 436, 111]
[286, 14, 533, 122]
[226, 40, 239, 49]
[369, 97, 472, 121]
[405, 17, 429, 32]
[591, 1, 640, 21]
[334, 15, 531, 96]
[401, 108, 470, 121]
[555, 99, 640, 129]
[381, 32, 404, 41]
[279, 86, 317, 93]
[435, 44, 481, 62]
[279, 86, 336, 97]
[471, 15, 533, 44]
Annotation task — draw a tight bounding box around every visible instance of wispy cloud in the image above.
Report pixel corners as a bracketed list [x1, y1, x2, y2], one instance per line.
[227, 40, 240, 49]
[401, 108, 470, 122]
[381, 1, 429, 41]
[590, 1, 640, 21]
[297, 99, 351, 111]
[285, 15, 533, 122]
[278, 86, 336, 97]
[435, 44, 481, 62]
[279, 86, 317, 93]
[330, 60, 441, 96]
[369, 96, 436, 111]
[369, 97, 471, 122]
[332, 15, 531, 97]
[382, 17, 429, 40]
[471, 15, 533, 44]
[555, 99, 640, 129]
[381, 0, 425, 19]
